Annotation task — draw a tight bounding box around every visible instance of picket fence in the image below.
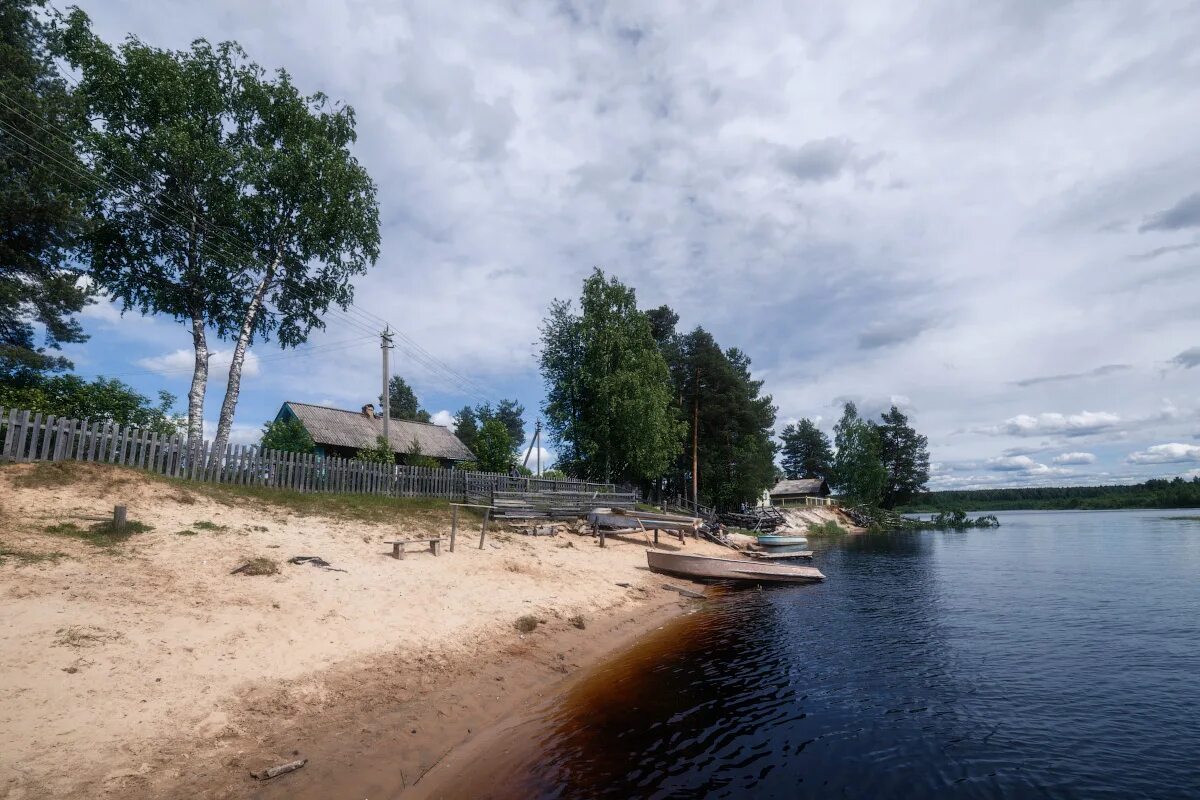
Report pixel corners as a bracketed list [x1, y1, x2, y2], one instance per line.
[0, 407, 620, 500]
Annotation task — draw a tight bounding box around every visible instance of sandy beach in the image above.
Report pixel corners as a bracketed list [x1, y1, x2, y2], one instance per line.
[0, 462, 728, 799]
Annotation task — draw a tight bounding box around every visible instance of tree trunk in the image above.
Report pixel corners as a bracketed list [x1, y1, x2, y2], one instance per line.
[210, 258, 278, 458]
[187, 313, 210, 452]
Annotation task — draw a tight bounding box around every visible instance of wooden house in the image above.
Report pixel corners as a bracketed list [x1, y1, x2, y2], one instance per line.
[274, 401, 475, 466]
[768, 477, 832, 507]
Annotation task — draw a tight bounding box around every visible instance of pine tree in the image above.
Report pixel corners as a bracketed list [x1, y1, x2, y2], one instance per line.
[780, 418, 833, 480]
[874, 405, 930, 509]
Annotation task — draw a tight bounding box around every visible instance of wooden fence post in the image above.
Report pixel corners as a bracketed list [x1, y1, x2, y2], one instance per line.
[113, 505, 127, 532]
[450, 505, 458, 552]
[478, 507, 490, 549]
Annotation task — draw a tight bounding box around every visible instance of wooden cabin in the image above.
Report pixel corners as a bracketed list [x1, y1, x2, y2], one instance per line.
[274, 401, 475, 466]
[768, 478, 832, 507]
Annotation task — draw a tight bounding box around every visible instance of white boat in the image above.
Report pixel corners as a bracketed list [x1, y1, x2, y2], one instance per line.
[646, 549, 824, 584]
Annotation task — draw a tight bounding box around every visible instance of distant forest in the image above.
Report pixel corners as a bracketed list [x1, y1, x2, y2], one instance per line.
[902, 477, 1200, 512]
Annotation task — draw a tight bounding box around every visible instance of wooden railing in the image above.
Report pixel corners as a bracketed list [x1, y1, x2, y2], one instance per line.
[0, 406, 617, 501]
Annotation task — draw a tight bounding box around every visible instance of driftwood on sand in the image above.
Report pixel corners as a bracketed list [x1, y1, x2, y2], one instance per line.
[251, 758, 307, 780]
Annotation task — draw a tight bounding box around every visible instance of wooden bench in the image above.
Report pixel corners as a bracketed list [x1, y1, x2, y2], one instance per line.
[386, 538, 443, 559]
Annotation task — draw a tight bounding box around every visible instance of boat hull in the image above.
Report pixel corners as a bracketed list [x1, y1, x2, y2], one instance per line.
[587, 508, 699, 531]
[757, 535, 809, 547]
[646, 550, 824, 584]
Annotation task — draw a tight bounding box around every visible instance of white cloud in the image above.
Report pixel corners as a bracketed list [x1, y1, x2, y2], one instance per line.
[429, 409, 455, 427]
[71, 1, 1200, 490]
[979, 411, 1122, 438]
[1052, 452, 1096, 465]
[1127, 443, 1200, 464]
[136, 349, 261, 379]
[1182, 469, 1200, 480]
[200, 419, 261, 446]
[985, 454, 1072, 477]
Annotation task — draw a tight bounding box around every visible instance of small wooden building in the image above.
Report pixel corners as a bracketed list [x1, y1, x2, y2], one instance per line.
[274, 401, 475, 466]
[768, 478, 831, 507]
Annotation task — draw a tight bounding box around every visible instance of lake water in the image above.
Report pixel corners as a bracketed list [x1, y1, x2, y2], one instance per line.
[444, 510, 1200, 799]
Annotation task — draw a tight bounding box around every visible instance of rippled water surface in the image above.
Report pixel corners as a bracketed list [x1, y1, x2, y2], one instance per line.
[455, 510, 1200, 799]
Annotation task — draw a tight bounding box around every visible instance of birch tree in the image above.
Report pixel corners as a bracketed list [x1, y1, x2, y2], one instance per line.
[56, 10, 380, 453]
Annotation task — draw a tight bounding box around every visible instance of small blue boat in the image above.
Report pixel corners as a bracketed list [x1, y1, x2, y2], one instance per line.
[757, 535, 809, 547]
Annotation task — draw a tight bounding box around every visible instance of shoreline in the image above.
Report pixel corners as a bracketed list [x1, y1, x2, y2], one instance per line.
[0, 462, 724, 800]
[238, 584, 704, 800]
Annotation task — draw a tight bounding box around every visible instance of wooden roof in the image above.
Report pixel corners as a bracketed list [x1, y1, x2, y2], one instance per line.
[282, 401, 475, 461]
[769, 478, 829, 496]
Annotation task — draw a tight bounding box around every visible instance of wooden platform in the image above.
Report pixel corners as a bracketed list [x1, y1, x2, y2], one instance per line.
[746, 549, 814, 560]
[486, 490, 639, 520]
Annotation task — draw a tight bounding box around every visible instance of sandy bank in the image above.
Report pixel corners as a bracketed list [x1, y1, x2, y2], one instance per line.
[0, 463, 722, 799]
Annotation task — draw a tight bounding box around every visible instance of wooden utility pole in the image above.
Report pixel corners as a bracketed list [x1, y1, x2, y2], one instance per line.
[522, 419, 543, 476]
[692, 367, 700, 508]
[380, 327, 394, 447]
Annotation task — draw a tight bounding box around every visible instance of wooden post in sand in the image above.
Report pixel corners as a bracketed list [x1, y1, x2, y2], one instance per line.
[449, 505, 458, 552]
[478, 507, 490, 549]
[112, 505, 127, 533]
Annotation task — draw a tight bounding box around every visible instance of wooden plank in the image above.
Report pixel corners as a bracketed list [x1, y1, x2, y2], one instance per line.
[36, 414, 55, 461]
[2, 408, 19, 459]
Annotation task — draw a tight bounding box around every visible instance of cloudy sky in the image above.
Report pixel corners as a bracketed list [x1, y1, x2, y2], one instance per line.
[64, 0, 1200, 488]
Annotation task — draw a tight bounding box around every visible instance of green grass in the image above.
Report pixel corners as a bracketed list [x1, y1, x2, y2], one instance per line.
[175, 529, 198, 536]
[192, 520, 227, 531]
[235, 557, 279, 576]
[0, 546, 66, 565]
[11, 462, 82, 489]
[44, 519, 153, 548]
[806, 519, 845, 536]
[514, 615, 541, 633]
[5, 461, 477, 526]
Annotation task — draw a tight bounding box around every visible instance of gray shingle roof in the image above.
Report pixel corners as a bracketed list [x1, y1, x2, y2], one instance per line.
[283, 401, 475, 461]
[769, 478, 829, 496]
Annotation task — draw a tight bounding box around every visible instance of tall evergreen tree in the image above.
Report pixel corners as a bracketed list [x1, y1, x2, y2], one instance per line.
[475, 398, 524, 453]
[874, 405, 930, 509]
[0, 0, 92, 383]
[452, 405, 478, 451]
[380, 375, 430, 422]
[539, 269, 683, 483]
[832, 402, 887, 506]
[780, 418, 833, 480]
[677, 330, 777, 509]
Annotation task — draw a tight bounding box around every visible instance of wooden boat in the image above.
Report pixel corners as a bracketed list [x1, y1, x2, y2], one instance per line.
[646, 549, 824, 584]
[747, 549, 814, 560]
[757, 535, 808, 547]
[754, 542, 810, 554]
[587, 507, 699, 532]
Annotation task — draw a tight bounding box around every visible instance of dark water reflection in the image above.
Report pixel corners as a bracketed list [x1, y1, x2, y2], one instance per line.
[451, 511, 1200, 799]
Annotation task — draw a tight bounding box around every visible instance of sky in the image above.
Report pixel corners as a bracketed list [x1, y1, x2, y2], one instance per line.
[58, 0, 1200, 489]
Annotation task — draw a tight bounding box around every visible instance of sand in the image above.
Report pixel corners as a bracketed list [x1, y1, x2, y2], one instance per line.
[0, 462, 726, 799]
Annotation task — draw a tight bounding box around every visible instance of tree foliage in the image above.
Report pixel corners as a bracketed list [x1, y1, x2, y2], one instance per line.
[780, 418, 833, 480]
[873, 405, 930, 509]
[354, 435, 393, 465]
[452, 405, 478, 451]
[0, 0, 92, 381]
[403, 436, 440, 468]
[380, 375, 430, 422]
[56, 10, 380, 453]
[474, 418, 515, 473]
[475, 399, 525, 453]
[0, 374, 181, 436]
[906, 477, 1200, 512]
[540, 269, 683, 483]
[646, 309, 777, 509]
[259, 417, 314, 454]
[832, 402, 887, 507]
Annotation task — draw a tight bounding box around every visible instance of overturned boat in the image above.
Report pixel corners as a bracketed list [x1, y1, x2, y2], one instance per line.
[647, 549, 824, 584]
[756, 534, 809, 547]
